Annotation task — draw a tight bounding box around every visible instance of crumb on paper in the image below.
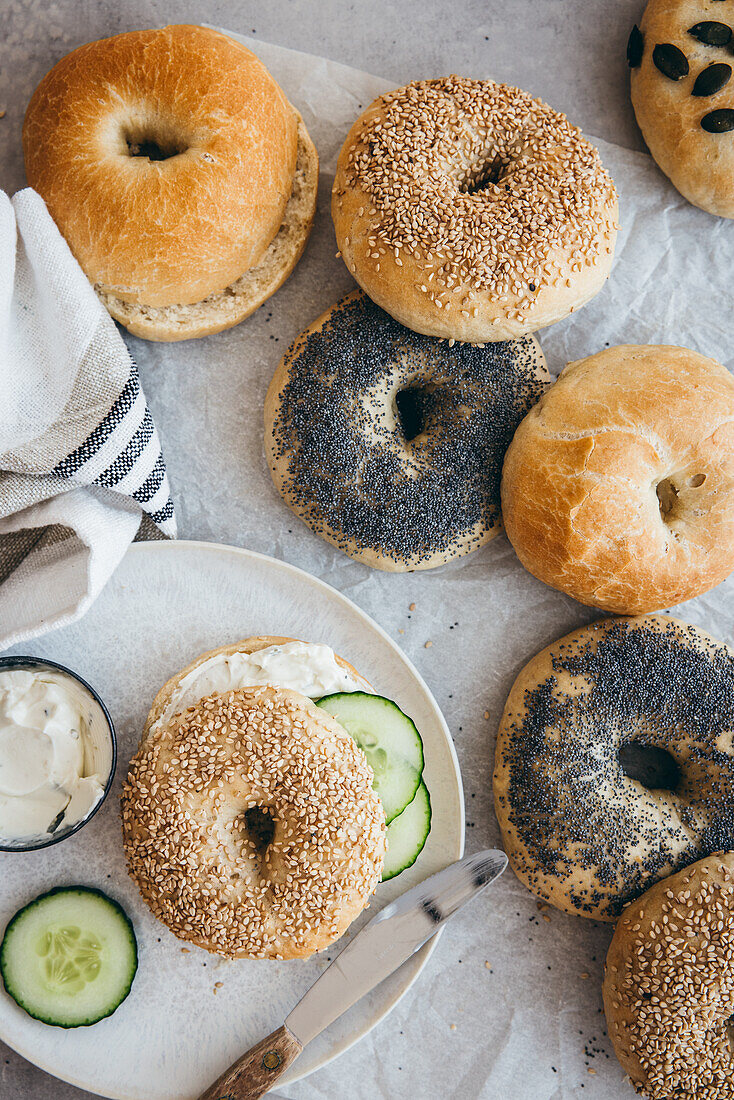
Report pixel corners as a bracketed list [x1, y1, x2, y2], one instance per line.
[450, 1023, 457, 1031]
[483, 710, 490, 720]
[398, 628, 404, 634]
[0, 110, 6, 119]
[580, 972, 589, 980]
[484, 960, 491, 969]
[424, 640, 433, 648]
[542, 913, 551, 923]
[409, 602, 416, 611]
[181, 947, 190, 953]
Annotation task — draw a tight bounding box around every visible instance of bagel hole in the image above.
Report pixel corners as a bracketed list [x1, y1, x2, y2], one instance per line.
[243, 806, 275, 853]
[396, 386, 429, 441]
[656, 478, 679, 520]
[125, 130, 188, 161]
[619, 743, 681, 792]
[726, 1017, 734, 1055]
[461, 152, 508, 194]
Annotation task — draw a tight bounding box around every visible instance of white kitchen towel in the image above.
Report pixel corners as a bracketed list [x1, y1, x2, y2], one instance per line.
[0, 187, 176, 650]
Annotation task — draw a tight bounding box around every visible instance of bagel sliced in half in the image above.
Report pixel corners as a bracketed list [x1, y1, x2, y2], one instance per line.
[23, 26, 318, 341]
[123, 636, 384, 959]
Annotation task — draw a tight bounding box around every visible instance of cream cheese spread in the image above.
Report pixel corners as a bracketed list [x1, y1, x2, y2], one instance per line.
[155, 640, 365, 730]
[0, 669, 108, 842]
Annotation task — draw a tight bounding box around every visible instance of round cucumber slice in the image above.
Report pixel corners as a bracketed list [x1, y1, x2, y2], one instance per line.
[382, 781, 432, 881]
[1, 886, 137, 1028]
[316, 692, 424, 822]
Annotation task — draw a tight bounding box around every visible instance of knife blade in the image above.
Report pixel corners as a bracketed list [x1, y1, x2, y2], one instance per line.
[197, 849, 507, 1100]
[285, 847, 507, 1046]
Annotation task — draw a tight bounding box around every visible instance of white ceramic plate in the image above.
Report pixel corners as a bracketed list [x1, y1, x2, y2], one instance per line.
[0, 541, 464, 1100]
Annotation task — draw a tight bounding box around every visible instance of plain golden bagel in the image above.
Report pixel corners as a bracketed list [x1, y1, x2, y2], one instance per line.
[493, 615, 734, 922]
[603, 853, 734, 1098]
[629, 0, 734, 218]
[122, 638, 384, 960]
[23, 25, 318, 340]
[332, 76, 618, 342]
[501, 344, 734, 614]
[265, 291, 550, 571]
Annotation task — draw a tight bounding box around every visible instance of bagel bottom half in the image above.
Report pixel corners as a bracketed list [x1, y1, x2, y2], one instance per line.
[99, 119, 318, 341]
[142, 634, 371, 736]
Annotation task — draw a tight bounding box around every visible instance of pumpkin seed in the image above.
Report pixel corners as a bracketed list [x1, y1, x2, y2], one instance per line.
[692, 61, 732, 95]
[627, 24, 644, 68]
[701, 107, 734, 131]
[688, 21, 732, 46]
[653, 42, 690, 80]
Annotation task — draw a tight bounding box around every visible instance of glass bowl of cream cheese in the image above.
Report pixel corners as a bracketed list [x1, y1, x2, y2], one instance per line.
[0, 656, 116, 852]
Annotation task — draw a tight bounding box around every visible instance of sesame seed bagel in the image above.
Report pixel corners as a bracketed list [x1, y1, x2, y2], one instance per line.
[265, 291, 549, 571]
[501, 344, 734, 614]
[603, 852, 734, 1098]
[493, 615, 734, 922]
[629, 0, 734, 219]
[23, 25, 318, 341]
[332, 76, 618, 342]
[122, 677, 385, 960]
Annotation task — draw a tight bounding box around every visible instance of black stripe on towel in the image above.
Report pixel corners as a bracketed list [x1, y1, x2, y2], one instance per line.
[149, 499, 175, 525]
[52, 369, 140, 479]
[132, 454, 166, 503]
[95, 408, 154, 489]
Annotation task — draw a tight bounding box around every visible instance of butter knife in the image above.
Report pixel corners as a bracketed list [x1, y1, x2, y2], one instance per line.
[197, 849, 508, 1100]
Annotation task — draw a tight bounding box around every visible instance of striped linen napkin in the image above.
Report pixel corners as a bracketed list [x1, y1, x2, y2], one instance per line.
[0, 188, 176, 649]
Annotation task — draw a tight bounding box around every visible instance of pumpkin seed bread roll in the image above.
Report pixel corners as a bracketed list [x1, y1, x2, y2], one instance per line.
[23, 25, 318, 341]
[628, 0, 734, 218]
[332, 76, 618, 342]
[501, 344, 734, 614]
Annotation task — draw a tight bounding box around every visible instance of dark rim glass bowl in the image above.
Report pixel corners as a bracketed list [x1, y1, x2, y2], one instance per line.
[0, 655, 117, 853]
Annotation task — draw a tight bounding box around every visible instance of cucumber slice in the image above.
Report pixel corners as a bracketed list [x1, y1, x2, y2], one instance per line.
[382, 781, 432, 881]
[1, 887, 137, 1028]
[316, 692, 424, 823]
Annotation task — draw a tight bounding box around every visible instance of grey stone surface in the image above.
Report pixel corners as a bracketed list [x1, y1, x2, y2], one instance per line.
[0, 2, 645, 1097]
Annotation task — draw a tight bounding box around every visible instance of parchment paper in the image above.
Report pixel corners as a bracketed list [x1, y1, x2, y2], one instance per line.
[19, 29, 734, 1100]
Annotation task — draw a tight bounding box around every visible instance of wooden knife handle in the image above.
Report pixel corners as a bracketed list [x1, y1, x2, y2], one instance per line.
[197, 1024, 303, 1100]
